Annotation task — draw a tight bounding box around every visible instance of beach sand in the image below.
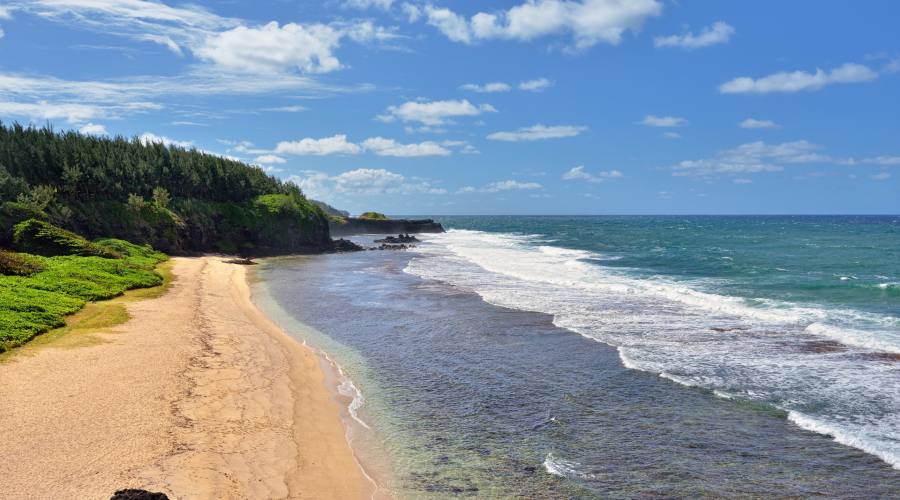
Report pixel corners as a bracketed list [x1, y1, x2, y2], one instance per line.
[0, 256, 372, 499]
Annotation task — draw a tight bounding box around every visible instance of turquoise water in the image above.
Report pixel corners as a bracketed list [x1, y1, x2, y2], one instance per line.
[257, 215, 900, 497]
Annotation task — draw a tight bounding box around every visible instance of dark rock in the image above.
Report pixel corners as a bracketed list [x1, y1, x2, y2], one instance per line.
[332, 238, 364, 252]
[110, 489, 169, 500]
[374, 233, 420, 244]
[225, 257, 256, 265]
[329, 217, 444, 237]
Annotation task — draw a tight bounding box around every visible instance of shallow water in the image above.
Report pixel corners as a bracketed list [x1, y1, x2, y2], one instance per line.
[255, 216, 900, 497]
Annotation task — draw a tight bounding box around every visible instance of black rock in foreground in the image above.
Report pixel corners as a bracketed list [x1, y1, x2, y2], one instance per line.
[110, 489, 169, 500]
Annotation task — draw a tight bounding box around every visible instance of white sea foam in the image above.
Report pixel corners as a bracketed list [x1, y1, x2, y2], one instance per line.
[805, 323, 900, 355]
[543, 453, 593, 478]
[405, 229, 900, 470]
[788, 411, 899, 469]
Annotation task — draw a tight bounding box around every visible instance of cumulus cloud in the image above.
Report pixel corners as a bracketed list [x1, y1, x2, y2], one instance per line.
[266, 135, 457, 158]
[654, 21, 734, 50]
[672, 140, 831, 177]
[275, 134, 362, 156]
[487, 124, 586, 142]
[139, 132, 194, 148]
[377, 99, 496, 125]
[519, 78, 554, 92]
[562, 165, 622, 183]
[740, 118, 780, 129]
[78, 123, 107, 135]
[288, 168, 446, 199]
[458, 180, 543, 193]
[195, 22, 344, 74]
[640, 115, 687, 127]
[720, 63, 879, 94]
[253, 154, 286, 164]
[871, 171, 891, 181]
[460, 82, 512, 93]
[422, 0, 662, 49]
[361, 137, 451, 157]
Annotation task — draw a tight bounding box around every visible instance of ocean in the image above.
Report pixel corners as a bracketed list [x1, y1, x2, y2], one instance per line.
[254, 215, 900, 498]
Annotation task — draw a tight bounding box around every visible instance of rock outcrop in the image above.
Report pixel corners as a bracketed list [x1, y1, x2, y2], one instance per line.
[330, 218, 444, 236]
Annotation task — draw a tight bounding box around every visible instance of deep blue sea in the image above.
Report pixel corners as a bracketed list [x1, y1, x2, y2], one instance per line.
[255, 216, 900, 498]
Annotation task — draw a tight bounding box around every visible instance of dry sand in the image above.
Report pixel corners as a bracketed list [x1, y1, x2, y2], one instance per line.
[0, 257, 373, 499]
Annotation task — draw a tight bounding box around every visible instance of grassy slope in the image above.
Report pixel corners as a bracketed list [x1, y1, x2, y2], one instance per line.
[0, 240, 167, 353]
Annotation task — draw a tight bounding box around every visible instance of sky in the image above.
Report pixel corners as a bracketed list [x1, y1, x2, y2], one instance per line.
[0, 0, 898, 215]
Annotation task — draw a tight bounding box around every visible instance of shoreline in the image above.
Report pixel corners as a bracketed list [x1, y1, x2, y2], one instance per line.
[0, 256, 373, 499]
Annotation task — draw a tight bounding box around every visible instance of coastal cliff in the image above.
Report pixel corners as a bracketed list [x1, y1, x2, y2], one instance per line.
[329, 217, 444, 236]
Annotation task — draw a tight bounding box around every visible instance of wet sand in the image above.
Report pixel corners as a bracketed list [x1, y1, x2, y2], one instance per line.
[0, 256, 372, 499]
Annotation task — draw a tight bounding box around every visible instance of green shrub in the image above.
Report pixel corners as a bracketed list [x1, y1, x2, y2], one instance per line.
[94, 238, 168, 269]
[359, 211, 389, 220]
[0, 249, 46, 276]
[0, 251, 165, 353]
[12, 219, 121, 259]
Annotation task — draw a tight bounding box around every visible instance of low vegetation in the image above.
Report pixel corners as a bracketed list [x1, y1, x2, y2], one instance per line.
[358, 211, 389, 220]
[0, 225, 167, 353]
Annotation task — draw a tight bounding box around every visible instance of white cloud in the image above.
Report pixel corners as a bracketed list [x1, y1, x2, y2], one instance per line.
[288, 168, 446, 199]
[640, 115, 687, 127]
[871, 172, 891, 181]
[78, 123, 107, 135]
[733, 178, 753, 184]
[253, 154, 286, 164]
[662, 131, 681, 139]
[401, 3, 422, 22]
[423, 0, 662, 49]
[275, 134, 362, 156]
[459, 180, 543, 193]
[487, 124, 586, 142]
[862, 156, 900, 166]
[195, 22, 344, 74]
[740, 118, 780, 129]
[262, 105, 306, 112]
[0, 100, 109, 123]
[361, 137, 451, 157]
[343, 0, 394, 10]
[460, 82, 512, 93]
[720, 63, 879, 94]
[562, 165, 622, 183]
[139, 132, 194, 148]
[13, 1, 394, 76]
[378, 99, 496, 125]
[519, 78, 554, 92]
[654, 21, 734, 50]
[0, 6, 11, 19]
[673, 140, 831, 177]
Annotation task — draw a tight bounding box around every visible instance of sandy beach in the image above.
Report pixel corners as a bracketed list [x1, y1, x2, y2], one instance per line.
[0, 256, 372, 499]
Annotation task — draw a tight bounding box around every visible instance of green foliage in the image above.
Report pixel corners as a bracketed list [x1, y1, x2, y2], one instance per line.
[13, 219, 121, 258]
[152, 186, 171, 208]
[0, 122, 330, 254]
[329, 215, 348, 225]
[0, 248, 46, 276]
[127, 193, 146, 212]
[0, 245, 167, 353]
[94, 238, 168, 269]
[359, 211, 389, 220]
[15, 185, 57, 212]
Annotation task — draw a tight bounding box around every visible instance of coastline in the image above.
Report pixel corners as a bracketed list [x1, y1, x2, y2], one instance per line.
[0, 256, 373, 499]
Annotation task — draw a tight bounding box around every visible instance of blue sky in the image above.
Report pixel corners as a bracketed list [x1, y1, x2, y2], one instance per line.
[1, 0, 898, 215]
